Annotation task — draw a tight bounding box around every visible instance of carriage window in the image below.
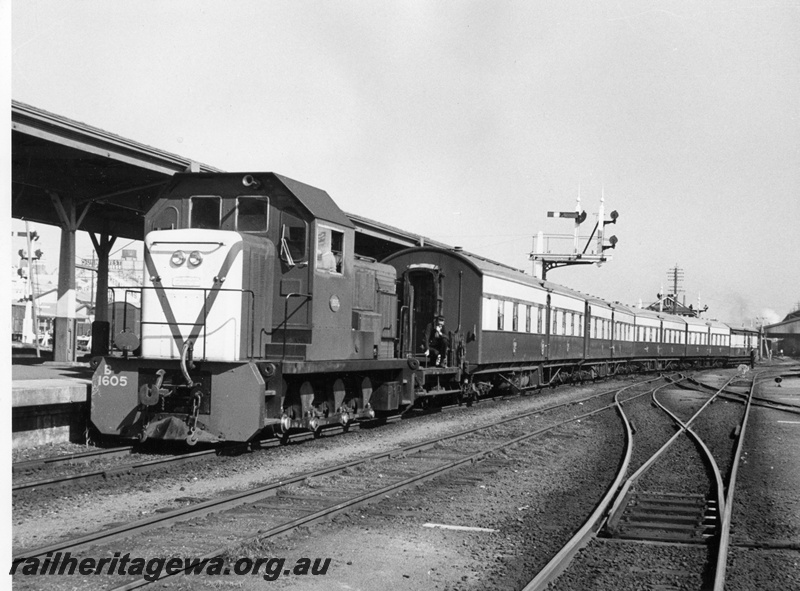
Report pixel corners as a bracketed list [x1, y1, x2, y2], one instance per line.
[280, 210, 307, 265]
[512, 303, 519, 332]
[525, 306, 532, 333]
[237, 197, 269, 232]
[497, 301, 504, 330]
[316, 226, 344, 274]
[537, 306, 543, 334]
[190, 196, 221, 229]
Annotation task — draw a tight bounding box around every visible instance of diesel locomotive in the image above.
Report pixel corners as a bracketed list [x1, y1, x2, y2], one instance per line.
[90, 172, 758, 444]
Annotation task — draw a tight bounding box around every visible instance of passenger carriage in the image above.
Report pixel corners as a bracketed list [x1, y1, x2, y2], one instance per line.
[659, 312, 687, 363]
[583, 293, 613, 362]
[708, 319, 731, 361]
[610, 303, 636, 361]
[630, 308, 662, 367]
[729, 325, 759, 361]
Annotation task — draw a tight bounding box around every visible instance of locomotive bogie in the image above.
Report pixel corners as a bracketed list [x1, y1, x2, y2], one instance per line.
[278, 365, 414, 433]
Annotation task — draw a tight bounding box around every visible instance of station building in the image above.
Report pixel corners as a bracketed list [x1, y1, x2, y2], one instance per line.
[764, 310, 800, 358]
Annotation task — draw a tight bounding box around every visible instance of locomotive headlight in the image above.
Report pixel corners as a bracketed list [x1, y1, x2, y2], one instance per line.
[188, 250, 203, 267]
[171, 250, 186, 266]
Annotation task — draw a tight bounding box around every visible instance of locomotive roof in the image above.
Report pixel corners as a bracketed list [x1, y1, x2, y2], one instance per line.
[168, 172, 354, 229]
[273, 173, 354, 229]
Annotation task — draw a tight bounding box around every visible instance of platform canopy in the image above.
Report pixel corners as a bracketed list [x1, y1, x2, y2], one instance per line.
[11, 100, 447, 252]
[11, 100, 222, 240]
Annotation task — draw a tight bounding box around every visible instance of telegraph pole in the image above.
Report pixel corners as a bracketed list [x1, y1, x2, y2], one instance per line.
[666, 265, 684, 314]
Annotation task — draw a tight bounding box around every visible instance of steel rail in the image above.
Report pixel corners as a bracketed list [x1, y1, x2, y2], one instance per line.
[604, 375, 736, 531]
[13, 376, 665, 563]
[523, 372, 738, 590]
[12, 445, 135, 473]
[13, 446, 230, 493]
[650, 381, 728, 531]
[712, 371, 760, 591]
[12, 431, 324, 493]
[520, 379, 655, 591]
[686, 375, 800, 413]
[666, 373, 800, 416]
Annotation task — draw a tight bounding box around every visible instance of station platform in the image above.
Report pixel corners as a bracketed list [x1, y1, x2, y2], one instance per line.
[11, 345, 94, 449]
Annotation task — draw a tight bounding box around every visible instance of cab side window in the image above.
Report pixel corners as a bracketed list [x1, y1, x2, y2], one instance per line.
[280, 210, 307, 266]
[237, 197, 269, 232]
[190, 196, 221, 229]
[316, 226, 344, 274]
[152, 206, 179, 231]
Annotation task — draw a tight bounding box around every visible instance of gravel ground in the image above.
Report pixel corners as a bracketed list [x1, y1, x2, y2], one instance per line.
[133, 405, 625, 591]
[550, 539, 708, 590]
[619, 390, 680, 474]
[725, 370, 800, 590]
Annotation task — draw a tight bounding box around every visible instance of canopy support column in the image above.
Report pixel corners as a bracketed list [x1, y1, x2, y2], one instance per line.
[49, 191, 91, 362]
[89, 229, 116, 356]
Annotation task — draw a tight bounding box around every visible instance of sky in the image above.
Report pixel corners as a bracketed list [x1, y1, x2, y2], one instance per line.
[7, 0, 800, 327]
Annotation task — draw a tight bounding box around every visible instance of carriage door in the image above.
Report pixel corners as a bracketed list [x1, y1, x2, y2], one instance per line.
[401, 266, 442, 358]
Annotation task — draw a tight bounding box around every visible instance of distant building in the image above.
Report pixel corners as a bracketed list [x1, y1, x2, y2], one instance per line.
[646, 294, 707, 317]
[11, 248, 142, 344]
[11, 288, 93, 344]
[764, 310, 800, 358]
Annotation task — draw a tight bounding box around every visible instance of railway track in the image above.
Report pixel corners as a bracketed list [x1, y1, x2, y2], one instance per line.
[11, 375, 670, 590]
[10, 429, 337, 494]
[523, 371, 757, 590]
[12, 445, 136, 474]
[9, 373, 651, 495]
